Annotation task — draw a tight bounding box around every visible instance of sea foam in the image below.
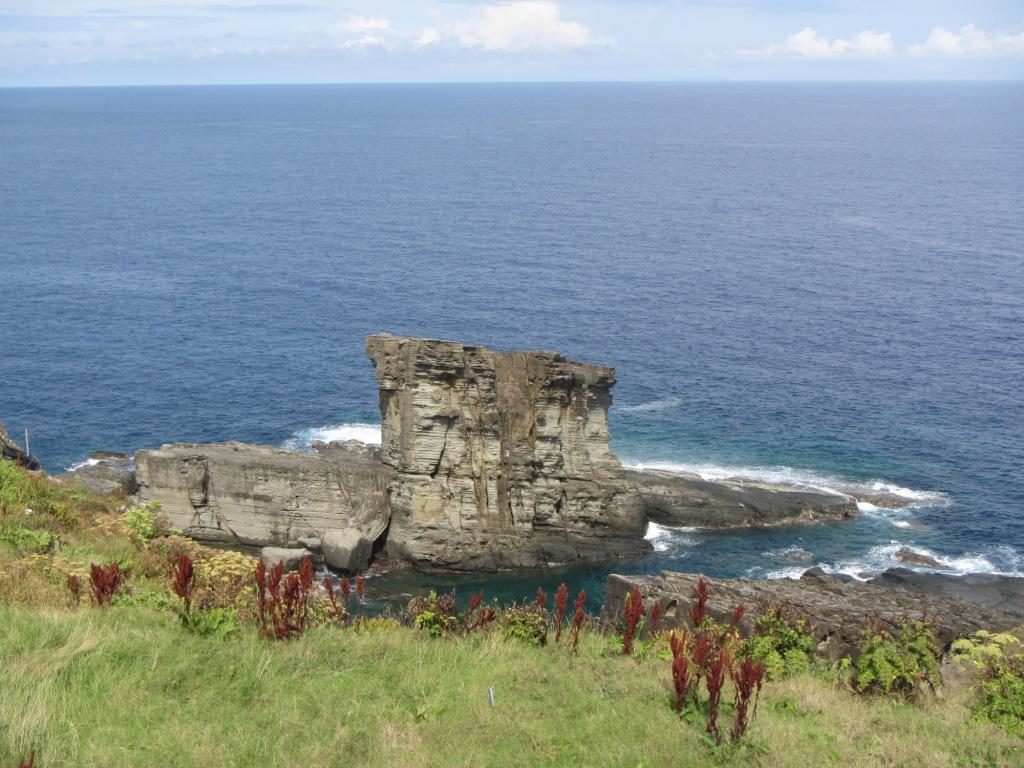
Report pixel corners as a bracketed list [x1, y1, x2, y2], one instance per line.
[282, 423, 382, 452]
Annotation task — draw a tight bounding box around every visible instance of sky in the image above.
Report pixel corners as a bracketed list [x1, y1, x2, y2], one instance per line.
[1, 0, 1023, 86]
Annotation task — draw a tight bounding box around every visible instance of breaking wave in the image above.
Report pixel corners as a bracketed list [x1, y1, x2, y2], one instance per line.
[619, 397, 683, 414]
[644, 522, 700, 554]
[282, 423, 382, 452]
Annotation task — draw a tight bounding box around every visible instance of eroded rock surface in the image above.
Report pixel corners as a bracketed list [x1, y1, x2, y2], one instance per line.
[624, 469, 857, 528]
[603, 569, 1024, 660]
[135, 441, 393, 549]
[365, 333, 650, 570]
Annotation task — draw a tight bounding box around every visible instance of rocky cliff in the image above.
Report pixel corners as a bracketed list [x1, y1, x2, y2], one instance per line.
[365, 334, 650, 570]
[135, 441, 393, 553]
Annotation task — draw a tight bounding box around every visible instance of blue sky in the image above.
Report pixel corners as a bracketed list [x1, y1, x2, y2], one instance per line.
[2, 0, 1023, 86]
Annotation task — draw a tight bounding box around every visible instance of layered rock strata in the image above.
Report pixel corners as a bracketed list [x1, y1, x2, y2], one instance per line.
[135, 440, 392, 555]
[603, 569, 1024, 660]
[625, 468, 858, 528]
[365, 334, 650, 570]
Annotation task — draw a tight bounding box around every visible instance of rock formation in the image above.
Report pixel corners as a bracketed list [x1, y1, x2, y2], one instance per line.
[135, 440, 393, 559]
[625, 468, 857, 528]
[0, 424, 40, 471]
[603, 569, 1024, 660]
[365, 333, 650, 570]
[58, 452, 137, 495]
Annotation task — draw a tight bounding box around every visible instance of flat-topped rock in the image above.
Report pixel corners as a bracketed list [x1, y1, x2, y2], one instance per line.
[624, 468, 858, 528]
[365, 334, 649, 570]
[135, 441, 393, 549]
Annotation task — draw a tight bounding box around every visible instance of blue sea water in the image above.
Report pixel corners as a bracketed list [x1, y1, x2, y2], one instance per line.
[1, 83, 1022, 604]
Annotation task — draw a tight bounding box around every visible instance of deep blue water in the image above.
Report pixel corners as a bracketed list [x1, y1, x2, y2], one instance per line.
[1, 83, 1022, 605]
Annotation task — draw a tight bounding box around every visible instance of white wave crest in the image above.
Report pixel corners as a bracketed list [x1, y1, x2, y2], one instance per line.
[65, 458, 101, 472]
[619, 397, 682, 414]
[624, 459, 947, 507]
[282, 423, 382, 452]
[644, 521, 700, 553]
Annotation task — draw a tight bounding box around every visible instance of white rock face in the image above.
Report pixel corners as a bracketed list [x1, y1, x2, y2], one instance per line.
[135, 441, 392, 549]
[365, 334, 650, 570]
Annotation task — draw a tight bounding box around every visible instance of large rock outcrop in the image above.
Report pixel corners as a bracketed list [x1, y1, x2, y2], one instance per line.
[603, 569, 1024, 660]
[135, 440, 393, 550]
[624, 469, 858, 528]
[365, 334, 650, 570]
[0, 424, 40, 471]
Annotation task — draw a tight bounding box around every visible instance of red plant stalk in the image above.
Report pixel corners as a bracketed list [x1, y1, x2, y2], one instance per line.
[704, 648, 732, 745]
[570, 590, 587, 653]
[731, 657, 766, 743]
[355, 575, 366, 600]
[67, 574, 82, 606]
[535, 586, 548, 610]
[622, 586, 646, 655]
[340, 577, 351, 602]
[255, 560, 269, 635]
[464, 590, 495, 633]
[553, 583, 569, 642]
[18, 751, 35, 768]
[692, 633, 713, 680]
[89, 562, 123, 607]
[689, 577, 709, 627]
[669, 630, 696, 712]
[730, 603, 746, 629]
[649, 602, 663, 636]
[172, 553, 195, 620]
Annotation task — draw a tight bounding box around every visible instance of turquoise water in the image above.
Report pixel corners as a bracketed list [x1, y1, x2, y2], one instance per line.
[1, 83, 1022, 605]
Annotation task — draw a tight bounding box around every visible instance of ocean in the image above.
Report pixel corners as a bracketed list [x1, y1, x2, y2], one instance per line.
[1, 82, 1022, 605]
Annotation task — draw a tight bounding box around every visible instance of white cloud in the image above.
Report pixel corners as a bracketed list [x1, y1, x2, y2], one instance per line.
[740, 27, 894, 59]
[910, 24, 1024, 57]
[430, 1, 609, 53]
[338, 16, 392, 34]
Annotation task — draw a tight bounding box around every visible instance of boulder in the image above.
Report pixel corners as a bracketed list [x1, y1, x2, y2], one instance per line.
[893, 547, 946, 569]
[624, 468, 858, 528]
[58, 452, 137, 495]
[135, 441, 393, 548]
[260, 547, 313, 572]
[365, 333, 650, 570]
[321, 528, 373, 572]
[602, 569, 1024, 660]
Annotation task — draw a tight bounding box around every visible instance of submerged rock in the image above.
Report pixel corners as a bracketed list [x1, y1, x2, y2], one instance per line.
[624, 468, 858, 528]
[365, 333, 650, 570]
[603, 569, 1024, 660]
[893, 547, 947, 569]
[135, 441, 393, 550]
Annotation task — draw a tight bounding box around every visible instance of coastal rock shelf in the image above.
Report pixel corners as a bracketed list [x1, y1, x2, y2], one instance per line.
[131, 333, 861, 572]
[603, 569, 1024, 660]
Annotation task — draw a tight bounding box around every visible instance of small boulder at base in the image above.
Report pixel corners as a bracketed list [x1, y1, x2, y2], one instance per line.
[297, 535, 323, 553]
[894, 547, 947, 569]
[260, 547, 313, 572]
[322, 529, 373, 572]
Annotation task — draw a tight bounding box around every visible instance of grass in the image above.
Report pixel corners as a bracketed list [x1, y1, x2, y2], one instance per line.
[0, 605, 1021, 768]
[1, 459, 1021, 767]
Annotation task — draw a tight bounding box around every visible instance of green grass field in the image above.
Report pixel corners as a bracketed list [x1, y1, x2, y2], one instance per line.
[1, 604, 1021, 768]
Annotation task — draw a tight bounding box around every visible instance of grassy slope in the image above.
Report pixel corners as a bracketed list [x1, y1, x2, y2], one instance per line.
[1, 605, 1021, 768]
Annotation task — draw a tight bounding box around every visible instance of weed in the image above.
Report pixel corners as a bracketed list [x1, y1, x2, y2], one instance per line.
[254, 557, 315, 640]
[853, 620, 940, 699]
[622, 585, 646, 656]
[501, 604, 548, 646]
[89, 562, 123, 607]
[739, 608, 815, 680]
[554, 583, 569, 642]
[172, 552, 195, 622]
[570, 590, 586, 653]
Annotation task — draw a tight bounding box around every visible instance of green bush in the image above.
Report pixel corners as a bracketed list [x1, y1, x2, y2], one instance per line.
[953, 630, 1024, 737]
[410, 591, 458, 638]
[739, 609, 815, 680]
[186, 608, 240, 639]
[500, 605, 547, 646]
[0, 526, 54, 554]
[853, 621, 940, 698]
[122, 501, 163, 544]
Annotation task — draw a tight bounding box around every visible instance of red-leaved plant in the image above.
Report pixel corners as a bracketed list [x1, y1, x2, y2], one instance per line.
[323, 576, 350, 626]
[254, 557, 315, 639]
[535, 586, 547, 610]
[670, 630, 697, 712]
[463, 589, 497, 635]
[18, 751, 35, 768]
[689, 577, 709, 627]
[172, 553, 195, 623]
[622, 585, 646, 655]
[704, 647, 731, 744]
[731, 656, 766, 742]
[89, 562, 123, 607]
[553, 583, 569, 642]
[650, 602, 663, 636]
[66, 574, 82, 607]
[570, 590, 586, 653]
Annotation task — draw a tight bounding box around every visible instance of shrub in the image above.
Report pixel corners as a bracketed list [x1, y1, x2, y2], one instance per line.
[462, 590, 497, 635]
[187, 607, 240, 639]
[853, 620, 940, 698]
[622, 585, 646, 656]
[953, 630, 1024, 737]
[122, 501, 162, 545]
[194, 549, 256, 613]
[0, 526, 54, 554]
[501, 605, 548, 646]
[410, 591, 458, 638]
[738, 608, 815, 680]
[554, 583, 569, 642]
[89, 562, 124, 607]
[570, 590, 586, 653]
[254, 557, 315, 640]
[356, 616, 402, 633]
